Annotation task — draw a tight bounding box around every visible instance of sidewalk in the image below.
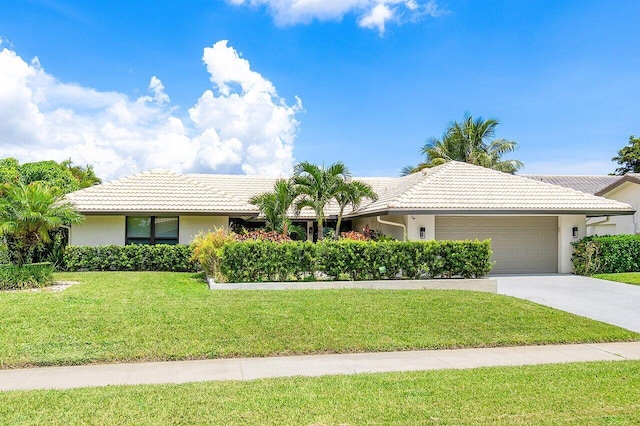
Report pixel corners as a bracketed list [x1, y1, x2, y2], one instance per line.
[2, 342, 639, 391]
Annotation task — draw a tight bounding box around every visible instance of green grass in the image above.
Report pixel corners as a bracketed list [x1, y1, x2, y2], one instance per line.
[1, 361, 640, 425]
[0, 271, 637, 368]
[595, 272, 640, 286]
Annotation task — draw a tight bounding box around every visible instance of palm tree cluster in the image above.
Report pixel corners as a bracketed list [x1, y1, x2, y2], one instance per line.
[0, 182, 83, 266]
[249, 161, 378, 241]
[403, 114, 523, 175]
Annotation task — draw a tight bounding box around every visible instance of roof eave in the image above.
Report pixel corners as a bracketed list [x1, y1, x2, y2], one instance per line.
[348, 208, 635, 218]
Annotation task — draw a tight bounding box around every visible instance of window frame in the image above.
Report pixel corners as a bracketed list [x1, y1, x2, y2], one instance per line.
[125, 216, 179, 245]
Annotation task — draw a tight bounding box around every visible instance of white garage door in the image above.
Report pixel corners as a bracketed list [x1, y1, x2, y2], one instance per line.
[435, 216, 558, 274]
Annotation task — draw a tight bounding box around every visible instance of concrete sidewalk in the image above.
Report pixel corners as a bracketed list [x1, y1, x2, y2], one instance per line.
[2, 341, 639, 391]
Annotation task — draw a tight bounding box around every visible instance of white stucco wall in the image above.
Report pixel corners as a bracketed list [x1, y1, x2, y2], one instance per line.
[70, 215, 229, 246]
[179, 216, 228, 244]
[70, 216, 126, 246]
[406, 215, 435, 240]
[589, 182, 638, 236]
[558, 214, 586, 274]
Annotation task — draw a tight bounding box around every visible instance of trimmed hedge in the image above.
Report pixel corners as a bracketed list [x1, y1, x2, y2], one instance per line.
[64, 245, 197, 272]
[220, 239, 493, 283]
[0, 262, 54, 290]
[572, 235, 640, 275]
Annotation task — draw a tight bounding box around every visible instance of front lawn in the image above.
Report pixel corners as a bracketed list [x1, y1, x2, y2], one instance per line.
[0, 271, 637, 368]
[594, 272, 640, 286]
[1, 361, 639, 424]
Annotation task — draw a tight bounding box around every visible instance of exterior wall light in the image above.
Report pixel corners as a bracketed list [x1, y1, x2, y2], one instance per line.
[572, 226, 579, 238]
[420, 227, 426, 239]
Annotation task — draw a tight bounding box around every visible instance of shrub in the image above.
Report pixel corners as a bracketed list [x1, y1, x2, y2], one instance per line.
[221, 240, 316, 282]
[572, 235, 640, 275]
[219, 239, 493, 283]
[64, 244, 197, 272]
[0, 243, 9, 265]
[191, 229, 236, 281]
[0, 262, 54, 290]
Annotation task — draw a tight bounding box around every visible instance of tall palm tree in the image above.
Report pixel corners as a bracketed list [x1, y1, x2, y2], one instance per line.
[249, 178, 298, 236]
[403, 114, 523, 175]
[293, 161, 350, 241]
[0, 182, 84, 266]
[334, 180, 378, 238]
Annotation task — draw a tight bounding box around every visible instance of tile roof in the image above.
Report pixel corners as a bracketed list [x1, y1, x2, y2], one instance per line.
[65, 169, 253, 214]
[354, 162, 633, 216]
[520, 175, 621, 195]
[66, 162, 633, 217]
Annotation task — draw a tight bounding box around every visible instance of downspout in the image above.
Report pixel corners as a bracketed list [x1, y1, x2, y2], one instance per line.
[376, 216, 407, 241]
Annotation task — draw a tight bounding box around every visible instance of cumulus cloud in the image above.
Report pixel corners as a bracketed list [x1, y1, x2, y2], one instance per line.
[228, 0, 446, 34]
[0, 40, 302, 180]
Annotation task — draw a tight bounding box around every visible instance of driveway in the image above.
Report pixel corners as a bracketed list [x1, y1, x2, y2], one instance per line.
[496, 274, 640, 333]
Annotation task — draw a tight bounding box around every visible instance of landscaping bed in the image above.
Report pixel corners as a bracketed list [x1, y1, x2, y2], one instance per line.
[0, 271, 636, 369]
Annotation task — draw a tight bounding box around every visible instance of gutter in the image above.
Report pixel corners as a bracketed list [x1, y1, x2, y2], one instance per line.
[586, 216, 611, 229]
[376, 216, 407, 241]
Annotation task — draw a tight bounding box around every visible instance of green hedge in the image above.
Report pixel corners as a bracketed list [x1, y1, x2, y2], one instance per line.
[0, 262, 54, 290]
[220, 240, 493, 282]
[64, 245, 197, 272]
[572, 235, 640, 275]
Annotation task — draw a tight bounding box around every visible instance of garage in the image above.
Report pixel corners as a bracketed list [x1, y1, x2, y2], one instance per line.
[435, 216, 558, 274]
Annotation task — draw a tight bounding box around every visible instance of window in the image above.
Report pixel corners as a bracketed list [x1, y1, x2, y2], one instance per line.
[126, 216, 179, 245]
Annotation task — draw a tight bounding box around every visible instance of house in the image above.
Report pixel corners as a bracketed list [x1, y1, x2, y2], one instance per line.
[523, 174, 640, 236]
[65, 161, 633, 274]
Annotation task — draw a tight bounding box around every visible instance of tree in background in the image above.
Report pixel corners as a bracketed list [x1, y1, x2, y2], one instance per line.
[249, 178, 298, 236]
[0, 182, 84, 266]
[402, 114, 523, 175]
[612, 136, 640, 175]
[334, 180, 378, 238]
[60, 158, 102, 188]
[0, 158, 102, 194]
[293, 161, 350, 241]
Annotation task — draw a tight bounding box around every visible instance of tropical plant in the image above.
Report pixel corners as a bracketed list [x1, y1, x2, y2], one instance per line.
[611, 135, 640, 175]
[60, 158, 102, 188]
[293, 161, 350, 241]
[0, 182, 84, 266]
[249, 178, 298, 236]
[403, 114, 523, 175]
[333, 180, 378, 237]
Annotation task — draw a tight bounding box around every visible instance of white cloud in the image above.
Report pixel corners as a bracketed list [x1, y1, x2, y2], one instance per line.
[0, 41, 302, 180]
[229, 0, 446, 34]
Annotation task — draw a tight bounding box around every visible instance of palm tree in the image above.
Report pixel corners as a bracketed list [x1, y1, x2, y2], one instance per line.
[403, 114, 523, 175]
[249, 178, 298, 236]
[0, 182, 84, 266]
[334, 180, 378, 238]
[60, 158, 102, 188]
[293, 161, 350, 241]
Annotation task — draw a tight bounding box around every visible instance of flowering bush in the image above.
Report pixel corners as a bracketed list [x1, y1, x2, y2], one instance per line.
[234, 230, 292, 243]
[339, 231, 369, 241]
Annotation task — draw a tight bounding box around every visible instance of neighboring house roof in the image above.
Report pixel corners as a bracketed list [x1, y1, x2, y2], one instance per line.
[66, 162, 634, 217]
[520, 175, 620, 195]
[595, 173, 640, 196]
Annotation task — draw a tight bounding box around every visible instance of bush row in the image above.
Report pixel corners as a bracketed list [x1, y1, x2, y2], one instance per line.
[0, 262, 54, 290]
[220, 239, 493, 282]
[572, 235, 640, 275]
[64, 245, 197, 272]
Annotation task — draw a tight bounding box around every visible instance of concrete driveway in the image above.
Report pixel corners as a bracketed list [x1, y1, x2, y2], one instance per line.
[496, 274, 640, 333]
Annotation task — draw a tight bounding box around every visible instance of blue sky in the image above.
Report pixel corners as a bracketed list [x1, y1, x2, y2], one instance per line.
[0, 0, 639, 180]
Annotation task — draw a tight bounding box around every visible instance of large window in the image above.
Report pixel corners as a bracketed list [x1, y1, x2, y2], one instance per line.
[126, 216, 179, 245]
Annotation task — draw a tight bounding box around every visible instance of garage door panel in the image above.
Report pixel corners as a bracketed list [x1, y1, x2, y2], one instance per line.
[435, 216, 558, 274]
